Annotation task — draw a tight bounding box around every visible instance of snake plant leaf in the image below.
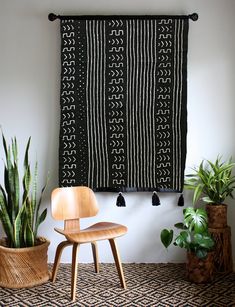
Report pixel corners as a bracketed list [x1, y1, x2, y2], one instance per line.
[23, 165, 31, 195]
[2, 133, 8, 159]
[38, 208, 47, 225]
[19, 209, 27, 247]
[25, 197, 33, 233]
[4, 161, 17, 224]
[34, 177, 48, 236]
[34, 208, 47, 237]
[2, 134, 13, 179]
[6, 146, 12, 176]
[12, 163, 20, 216]
[160, 229, 173, 249]
[0, 193, 14, 245]
[22, 138, 31, 207]
[14, 203, 26, 248]
[4, 164, 13, 208]
[0, 185, 7, 204]
[11, 137, 18, 163]
[24, 221, 34, 247]
[0, 184, 8, 218]
[30, 161, 38, 231]
[23, 137, 31, 171]
[0, 134, 47, 248]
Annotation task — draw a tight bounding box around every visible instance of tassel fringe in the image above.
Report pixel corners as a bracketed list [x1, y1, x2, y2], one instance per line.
[116, 192, 126, 207]
[152, 191, 160, 206]
[115, 191, 183, 207]
[178, 194, 184, 206]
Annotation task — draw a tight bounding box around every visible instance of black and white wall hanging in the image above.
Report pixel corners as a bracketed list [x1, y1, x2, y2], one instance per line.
[49, 13, 198, 204]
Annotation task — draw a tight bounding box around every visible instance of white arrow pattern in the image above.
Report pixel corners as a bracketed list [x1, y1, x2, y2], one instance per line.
[59, 17, 188, 192]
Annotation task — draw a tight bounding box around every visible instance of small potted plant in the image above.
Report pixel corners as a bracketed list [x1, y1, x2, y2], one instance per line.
[0, 134, 49, 288]
[160, 207, 215, 283]
[184, 156, 235, 229]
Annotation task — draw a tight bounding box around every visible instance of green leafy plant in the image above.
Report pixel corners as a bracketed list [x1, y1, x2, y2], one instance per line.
[160, 207, 214, 259]
[184, 156, 235, 205]
[0, 134, 47, 248]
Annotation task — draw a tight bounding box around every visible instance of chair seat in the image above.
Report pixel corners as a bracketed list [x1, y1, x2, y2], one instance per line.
[55, 222, 127, 243]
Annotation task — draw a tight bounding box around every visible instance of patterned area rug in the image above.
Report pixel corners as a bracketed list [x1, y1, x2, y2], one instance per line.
[0, 263, 234, 306]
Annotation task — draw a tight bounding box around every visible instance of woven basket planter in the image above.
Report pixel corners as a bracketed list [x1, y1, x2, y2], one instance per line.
[186, 251, 214, 283]
[0, 237, 50, 289]
[206, 204, 227, 229]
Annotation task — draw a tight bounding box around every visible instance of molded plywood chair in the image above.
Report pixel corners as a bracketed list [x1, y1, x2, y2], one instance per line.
[51, 186, 127, 301]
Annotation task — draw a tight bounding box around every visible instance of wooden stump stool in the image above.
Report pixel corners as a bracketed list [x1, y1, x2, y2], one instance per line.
[209, 226, 233, 273]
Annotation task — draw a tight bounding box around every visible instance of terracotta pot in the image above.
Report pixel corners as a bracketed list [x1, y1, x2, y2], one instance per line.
[206, 204, 227, 229]
[0, 237, 50, 289]
[186, 251, 214, 283]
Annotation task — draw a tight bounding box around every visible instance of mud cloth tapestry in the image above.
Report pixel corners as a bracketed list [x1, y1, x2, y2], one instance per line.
[59, 15, 189, 193]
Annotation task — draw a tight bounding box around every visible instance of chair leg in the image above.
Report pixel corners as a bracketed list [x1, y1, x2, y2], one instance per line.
[51, 241, 72, 283]
[91, 242, 99, 273]
[109, 238, 127, 289]
[71, 243, 80, 301]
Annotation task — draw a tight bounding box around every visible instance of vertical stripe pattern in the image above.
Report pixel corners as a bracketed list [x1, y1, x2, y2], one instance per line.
[126, 19, 159, 188]
[86, 20, 109, 188]
[59, 17, 188, 193]
[172, 19, 187, 190]
[59, 20, 77, 186]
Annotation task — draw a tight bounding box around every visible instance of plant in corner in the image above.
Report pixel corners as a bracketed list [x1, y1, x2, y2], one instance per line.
[160, 207, 215, 283]
[0, 134, 50, 289]
[184, 156, 235, 229]
[184, 156, 235, 273]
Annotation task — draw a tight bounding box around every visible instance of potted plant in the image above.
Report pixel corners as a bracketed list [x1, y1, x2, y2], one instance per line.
[160, 207, 215, 283]
[0, 134, 49, 288]
[184, 156, 235, 229]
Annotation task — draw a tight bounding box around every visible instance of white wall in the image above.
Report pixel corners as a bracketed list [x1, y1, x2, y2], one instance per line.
[0, 0, 235, 264]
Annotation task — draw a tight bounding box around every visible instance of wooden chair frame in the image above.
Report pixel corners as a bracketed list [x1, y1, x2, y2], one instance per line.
[51, 186, 127, 301]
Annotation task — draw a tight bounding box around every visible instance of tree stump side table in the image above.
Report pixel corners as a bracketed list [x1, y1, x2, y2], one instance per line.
[208, 226, 233, 273]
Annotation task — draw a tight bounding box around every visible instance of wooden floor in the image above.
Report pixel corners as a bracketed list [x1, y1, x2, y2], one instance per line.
[0, 263, 234, 306]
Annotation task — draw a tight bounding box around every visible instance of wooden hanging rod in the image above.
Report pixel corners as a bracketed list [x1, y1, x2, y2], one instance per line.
[48, 12, 198, 22]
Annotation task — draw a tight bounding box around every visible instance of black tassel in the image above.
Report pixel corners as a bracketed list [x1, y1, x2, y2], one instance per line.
[178, 194, 184, 206]
[152, 191, 160, 206]
[116, 192, 126, 207]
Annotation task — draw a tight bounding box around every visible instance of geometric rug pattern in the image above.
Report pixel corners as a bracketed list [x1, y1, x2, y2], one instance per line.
[0, 263, 234, 307]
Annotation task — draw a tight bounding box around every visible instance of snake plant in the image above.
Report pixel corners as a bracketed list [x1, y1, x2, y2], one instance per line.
[184, 156, 235, 205]
[0, 134, 47, 248]
[161, 207, 214, 259]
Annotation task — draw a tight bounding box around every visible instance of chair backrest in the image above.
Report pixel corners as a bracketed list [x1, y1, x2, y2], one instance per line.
[51, 186, 99, 221]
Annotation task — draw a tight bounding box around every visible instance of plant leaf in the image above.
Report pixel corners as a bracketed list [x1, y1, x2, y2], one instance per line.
[194, 233, 214, 249]
[195, 249, 207, 259]
[160, 229, 173, 249]
[24, 221, 34, 247]
[13, 203, 26, 248]
[0, 192, 14, 246]
[184, 207, 208, 233]
[24, 137, 31, 171]
[174, 222, 186, 230]
[174, 231, 191, 249]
